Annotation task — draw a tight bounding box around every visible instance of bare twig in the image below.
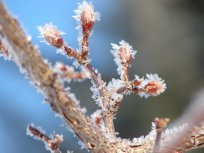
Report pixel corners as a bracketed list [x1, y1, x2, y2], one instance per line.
[81, 33, 89, 61]
[27, 124, 63, 153]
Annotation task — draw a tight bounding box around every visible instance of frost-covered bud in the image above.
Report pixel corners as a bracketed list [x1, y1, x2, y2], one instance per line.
[38, 23, 64, 48]
[73, 1, 100, 34]
[143, 81, 165, 96]
[54, 62, 68, 73]
[81, 6, 94, 33]
[139, 74, 166, 98]
[119, 46, 131, 63]
[111, 40, 137, 78]
[111, 40, 137, 65]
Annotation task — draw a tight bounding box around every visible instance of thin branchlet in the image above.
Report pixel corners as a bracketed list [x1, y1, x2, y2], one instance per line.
[27, 124, 63, 153]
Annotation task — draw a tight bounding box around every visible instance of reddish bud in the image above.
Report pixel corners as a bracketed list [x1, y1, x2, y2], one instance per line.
[81, 9, 95, 34]
[95, 116, 100, 125]
[119, 46, 132, 63]
[73, 1, 100, 34]
[143, 81, 164, 96]
[38, 23, 64, 48]
[59, 65, 67, 72]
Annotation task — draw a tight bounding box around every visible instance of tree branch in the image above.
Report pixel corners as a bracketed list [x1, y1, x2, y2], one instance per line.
[159, 88, 204, 153]
[0, 2, 111, 152]
[1, 1, 204, 153]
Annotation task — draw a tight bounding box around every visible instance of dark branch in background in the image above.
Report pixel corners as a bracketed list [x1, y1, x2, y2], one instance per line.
[160, 88, 204, 153]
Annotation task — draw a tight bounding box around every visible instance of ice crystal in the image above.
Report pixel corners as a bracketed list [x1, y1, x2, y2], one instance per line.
[107, 79, 126, 91]
[81, 107, 87, 114]
[27, 35, 32, 42]
[65, 87, 80, 106]
[160, 123, 188, 148]
[56, 48, 67, 56]
[100, 121, 115, 142]
[134, 75, 144, 84]
[90, 71, 106, 107]
[90, 79, 103, 107]
[73, 60, 80, 68]
[78, 140, 88, 150]
[127, 122, 157, 147]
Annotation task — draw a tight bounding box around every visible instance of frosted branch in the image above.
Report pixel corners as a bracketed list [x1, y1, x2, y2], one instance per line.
[0, 2, 111, 152]
[1, 1, 204, 153]
[159, 88, 204, 153]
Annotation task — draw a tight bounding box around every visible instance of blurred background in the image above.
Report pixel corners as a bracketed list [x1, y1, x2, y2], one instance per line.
[0, 0, 204, 152]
